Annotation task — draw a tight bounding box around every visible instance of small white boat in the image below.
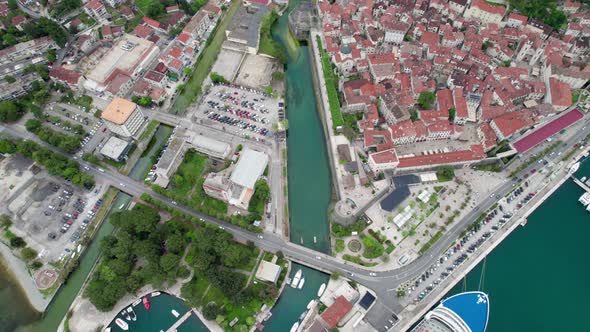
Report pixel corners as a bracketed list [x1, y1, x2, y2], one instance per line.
[115, 318, 129, 331]
[291, 269, 302, 288]
[151, 291, 161, 297]
[582, 176, 588, 183]
[104, 328, 111, 332]
[132, 299, 141, 307]
[306, 300, 315, 309]
[122, 309, 131, 321]
[299, 310, 308, 320]
[317, 283, 326, 297]
[297, 278, 305, 289]
[127, 307, 136, 321]
[290, 321, 300, 332]
[579, 192, 590, 206]
[172, 309, 180, 318]
[313, 236, 317, 243]
[586, 204, 590, 212]
[570, 162, 580, 173]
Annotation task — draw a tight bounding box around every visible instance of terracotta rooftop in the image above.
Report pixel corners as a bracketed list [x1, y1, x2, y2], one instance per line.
[320, 296, 353, 329]
[101, 98, 137, 125]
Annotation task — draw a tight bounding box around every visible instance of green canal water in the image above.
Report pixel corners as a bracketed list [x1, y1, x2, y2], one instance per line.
[264, 1, 331, 331]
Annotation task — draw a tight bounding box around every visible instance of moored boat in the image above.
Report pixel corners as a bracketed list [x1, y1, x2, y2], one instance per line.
[579, 192, 590, 206]
[122, 309, 131, 321]
[127, 307, 136, 321]
[172, 309, 180, 318]
[290, 321, 300, 332]
[306, 300, 315, 309]
[570, 162, 580, 173]
[291, 269, 302, 288]
[297, 277, 305, 289]
[143, 296, 151, 311]
[151, 291, 161, 297]
[115, 318, 129, 331]
[317, 283, 326, 297]
[299, 310, 308, 320]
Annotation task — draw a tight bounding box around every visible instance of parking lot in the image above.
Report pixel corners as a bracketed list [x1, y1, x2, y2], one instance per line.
[1, 155, 106, 263]
[191, 84, 281, 141]
[398, 179, 538, 306]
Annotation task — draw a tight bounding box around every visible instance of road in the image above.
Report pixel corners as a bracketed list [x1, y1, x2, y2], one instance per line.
[2, 109, 590, 323]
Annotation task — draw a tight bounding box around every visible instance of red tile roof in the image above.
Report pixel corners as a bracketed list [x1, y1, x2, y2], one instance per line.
[421, 31, 439, 47]
[132, 24, 153, 38]
[49, 66, 81, 85]
[85, 0, 104, 11]
[142, 16, 161, 29]
[479, 122, 498, 151]
[144, 70, 165, 83]
[453, 88, 468, 119]
[398, 144, 485, 168]
[471, 0, 506, 16]
[549, 77, 572, 108]
[437, 89, 454, 113]
[491, 110, 536, 138]
[514, 109, 583, 153]
[177, 32, 191, 45]
[320, 296, 353, 329]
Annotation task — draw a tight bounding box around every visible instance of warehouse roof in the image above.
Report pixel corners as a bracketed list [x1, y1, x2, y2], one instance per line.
[230, 148, 268, 189]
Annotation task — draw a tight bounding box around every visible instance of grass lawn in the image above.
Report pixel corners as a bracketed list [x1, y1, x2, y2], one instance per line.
[316, 36, 344, 130]
[335, 239, 345, 252]
[169, 150, 208, 196]
[171, 0, 241, 114]
[202, 284, 226, 305]
[258, 11, 286, 62]
[361, 234, 384, 259]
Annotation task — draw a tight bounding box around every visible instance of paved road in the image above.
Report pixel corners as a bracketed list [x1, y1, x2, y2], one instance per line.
[3, 110, 590, 318]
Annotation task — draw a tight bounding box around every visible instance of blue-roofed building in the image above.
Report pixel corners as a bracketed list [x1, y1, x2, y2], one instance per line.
[412, 291, 489, 332]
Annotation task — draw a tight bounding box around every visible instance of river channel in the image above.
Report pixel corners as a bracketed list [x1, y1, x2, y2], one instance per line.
[264, 0, 332, 330]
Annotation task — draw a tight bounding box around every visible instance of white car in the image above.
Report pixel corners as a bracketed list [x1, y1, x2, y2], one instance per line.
[119, 183, 126, 187]
[369, 272, 377, 276]
[257, 235, 263, 239]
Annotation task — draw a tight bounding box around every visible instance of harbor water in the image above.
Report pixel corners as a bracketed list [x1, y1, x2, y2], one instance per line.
[438, 159, 590, 331]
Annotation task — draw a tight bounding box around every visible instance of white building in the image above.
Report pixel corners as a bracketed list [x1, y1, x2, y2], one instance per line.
[101, 98, 146, 138]
[464, 0, 506, 24]
[203, 148, 269, 209]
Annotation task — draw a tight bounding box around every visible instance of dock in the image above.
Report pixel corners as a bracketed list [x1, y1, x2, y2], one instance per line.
[166, 309, 194, 332]
[571, 175, 590, 193]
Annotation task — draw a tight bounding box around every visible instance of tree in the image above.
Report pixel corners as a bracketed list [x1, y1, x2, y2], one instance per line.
[30, 261, 43, 270]
[330, 271, 341, 280]
[264, 85, 273, 96]
[210, 72, 228, 84]
[8, 0, 17, 10]
[448, 107, 456, 122]
[10, 237, 26, 248]
[0, 139, 17, 154]
[4, 75, 16, 84]
[47, 49, 57, 63]
[21, 247, 38, 261]
[203, 302, 219, 320]
[0, 101, 23, 122]
[159, 253, 180, 272]
[410, 110, 419, 122]
[482, 40, 492, 51]
[436, 166, 455, 182]
[417, 91, 436, 109]
[25, 119, 42, 132]
[3, 34, 17, 46]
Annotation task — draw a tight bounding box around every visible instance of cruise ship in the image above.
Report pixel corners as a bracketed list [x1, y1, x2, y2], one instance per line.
[579, 192, 590, 206]
[412, 291, 489, 332]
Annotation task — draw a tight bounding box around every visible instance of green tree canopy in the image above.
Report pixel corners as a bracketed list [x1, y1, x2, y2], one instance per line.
[417, 91, 436, 109]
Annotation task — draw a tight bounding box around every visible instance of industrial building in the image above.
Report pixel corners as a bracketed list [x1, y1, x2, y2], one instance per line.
[203, 148, 268, 210]
[99, 136, 132, 161]
[82, 34, 159, 92]
[225, 4, 268, 54]
[101, 98, 146, 138]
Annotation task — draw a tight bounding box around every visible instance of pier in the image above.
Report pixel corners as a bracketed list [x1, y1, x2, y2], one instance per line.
[166, 309, 195, 332]
[571, 175, 590, 193]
